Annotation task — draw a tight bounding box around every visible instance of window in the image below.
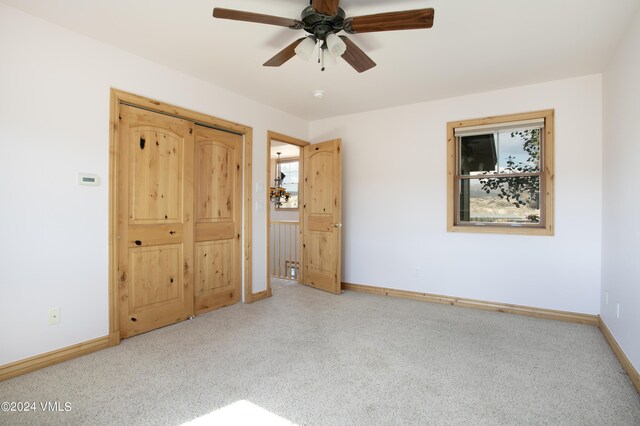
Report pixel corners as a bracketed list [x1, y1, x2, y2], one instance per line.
[276, 158, 299, 209]
[447, 110, 554, 235]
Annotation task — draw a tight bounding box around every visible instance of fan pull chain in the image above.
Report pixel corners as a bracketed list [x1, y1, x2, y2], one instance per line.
[321, 48, 326, 72]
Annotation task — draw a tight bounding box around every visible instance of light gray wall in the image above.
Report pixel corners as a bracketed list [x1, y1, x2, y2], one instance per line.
[310, 74, 603, 315]
[602, 6, 640, 372]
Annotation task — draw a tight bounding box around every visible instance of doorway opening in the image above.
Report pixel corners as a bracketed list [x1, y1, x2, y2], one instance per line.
[266, 132, 308, 295]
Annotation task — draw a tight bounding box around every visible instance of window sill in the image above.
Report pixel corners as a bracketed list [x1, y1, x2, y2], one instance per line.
[447, 223, 554, 236]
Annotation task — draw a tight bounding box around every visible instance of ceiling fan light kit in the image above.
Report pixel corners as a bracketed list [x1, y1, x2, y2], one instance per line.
[212, 1, 434, 73]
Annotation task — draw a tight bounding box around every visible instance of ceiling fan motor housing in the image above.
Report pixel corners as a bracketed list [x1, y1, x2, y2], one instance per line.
[301, 6, 346, 41]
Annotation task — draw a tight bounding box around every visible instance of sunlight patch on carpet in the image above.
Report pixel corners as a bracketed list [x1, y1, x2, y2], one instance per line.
[181, 400, 297, 425]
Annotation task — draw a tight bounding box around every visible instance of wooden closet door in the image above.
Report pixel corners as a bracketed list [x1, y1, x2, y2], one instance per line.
[301, 139, 342, 294]
[117, 105, 195, 338]
[193, 125, 243, 314]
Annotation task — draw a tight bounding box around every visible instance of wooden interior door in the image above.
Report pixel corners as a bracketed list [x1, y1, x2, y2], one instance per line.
[117, 105, 195, 338]
[301, 139, 342, 294]
[194, 126, 243, 314]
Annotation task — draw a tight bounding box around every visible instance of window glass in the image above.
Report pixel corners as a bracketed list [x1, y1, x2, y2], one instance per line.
[277, 160, 299, 209]
[459, 178, 540, 224]
[460, 129, 541, 176]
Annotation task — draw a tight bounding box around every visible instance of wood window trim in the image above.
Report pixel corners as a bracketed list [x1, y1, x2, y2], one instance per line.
[446, 109, 554, 236]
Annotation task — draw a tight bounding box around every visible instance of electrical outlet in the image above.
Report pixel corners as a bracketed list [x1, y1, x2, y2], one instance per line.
[48, 308, 61, 325]
[616, 303, 620, 319]
[605, 291, 609, 305]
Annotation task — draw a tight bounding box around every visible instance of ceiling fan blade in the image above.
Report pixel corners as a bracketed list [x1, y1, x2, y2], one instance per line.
[264, 38, 306, 67]
[339, 36, 376, 73]
[213, 8, 303, 29]
[344, 8, 434, 34]
[312, 0, 341, 16]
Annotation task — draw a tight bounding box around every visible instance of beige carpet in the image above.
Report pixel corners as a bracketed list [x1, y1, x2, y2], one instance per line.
[1, 284, 639, 425]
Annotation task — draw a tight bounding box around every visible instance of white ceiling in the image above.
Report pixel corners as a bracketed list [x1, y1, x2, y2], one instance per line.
[271, 141, 300, 159]
[3, 0, 639, 120]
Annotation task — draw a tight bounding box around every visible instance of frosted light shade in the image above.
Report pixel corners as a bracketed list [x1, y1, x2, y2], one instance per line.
[324, 48, 338, 64]
[295, 37, 316, 61]
[326, 33, 346, 57]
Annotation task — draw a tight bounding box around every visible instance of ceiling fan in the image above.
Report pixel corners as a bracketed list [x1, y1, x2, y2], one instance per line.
[212, 1, 435, 73]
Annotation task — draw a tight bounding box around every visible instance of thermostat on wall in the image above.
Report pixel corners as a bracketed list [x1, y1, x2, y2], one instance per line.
[78, 173, 100, 186]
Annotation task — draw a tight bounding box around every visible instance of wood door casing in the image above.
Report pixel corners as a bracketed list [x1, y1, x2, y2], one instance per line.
[194, 125, 243, 314]
[117, 105, 195, 338]
[301, 139, 342, 294]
